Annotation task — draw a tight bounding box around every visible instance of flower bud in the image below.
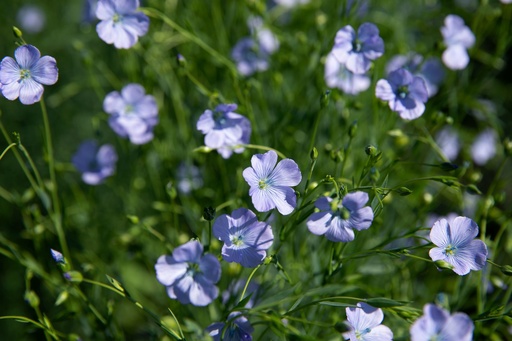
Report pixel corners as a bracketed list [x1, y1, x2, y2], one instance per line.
[434, 260, 454, 271]
[365, 145, 377, 156]
[310, 147, 318, 161]
[395, 187, 412, 196]
[203, 206, 216, 221]
[320, 90, 331, 109]
[348, 120, 358, 138]
[13, 26, 23, 38]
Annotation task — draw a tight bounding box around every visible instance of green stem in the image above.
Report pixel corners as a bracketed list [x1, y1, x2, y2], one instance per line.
[0, 143, 16, 160]
[239, 264, 261, 306]
[40, 97, 70, 265]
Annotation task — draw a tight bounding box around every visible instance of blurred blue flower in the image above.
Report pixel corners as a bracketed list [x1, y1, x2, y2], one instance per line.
[376, 68, 428, 120]
[0, 45, 58, 105]
[83, 0, 98, 23]
[331, 22, 384, 74]
[196, 103, 251, 158]
[435, 126, 460, 161]
[95, 0, 149, 49]
[307, 192, 374, 242]
[104, 83, 159, 144]
[17, 5, 46, 34]
[248, 16, 280, 55]
[72, 140, 118, 185]
[274, 0, 310, 7]
[206, 312, 254, 341]
[410, 303, 474, 341]
[343, 302, 393, 341]
[471, 128, 498, 165]
[231, 38, 270, 76]
[325, 52, 370, 95]
[243, 150, 302, 215]
[155, 240, 221, 306]
[441, 15, 475, 70]
[176, 163, 203, 195]
[213, 208, 273, 268]
[386, 53, 445, 97]
[429, 216, 488, 275]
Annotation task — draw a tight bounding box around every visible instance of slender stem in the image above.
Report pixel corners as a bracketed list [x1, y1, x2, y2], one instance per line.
[40, 97, 70, 265]
[0, 143, 16, 160]
[239, 264, 261, 305]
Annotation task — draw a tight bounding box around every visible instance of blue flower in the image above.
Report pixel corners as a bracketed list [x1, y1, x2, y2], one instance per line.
[206, 312, 254, 341]
[441, 15, 475, 70]
[213, 208, 274, 268]
[436, 126, 460, 162]
[17, 5, 46, 34]
[307, 192, 374, 242]
[243, 150, 302, 215]
[343, 302, 393, 341]
[72, 140, 118, 185]
[0, 45, 58, 105]
[429, 216, 488, 276]
[410, 304, 474, 341]
[386, 53, 445, 98]
[155, 240, 221, 306]
[376, 68, 428, 120]
[104, 83, 159, 144]
[325, 52, 371, 95]
[231, 38, 270, 76]
[471, 128, 497, 166]
[95, 0, 149, 49]
[196, 104, 251, 158]
[176, 163, 203, 195]
[331, 22, 384, 74]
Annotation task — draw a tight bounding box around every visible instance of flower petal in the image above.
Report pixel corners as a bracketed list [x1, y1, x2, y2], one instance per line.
[31, 56, 58, 85]
[442, 45, 469, 70]
[1, 79, 22, 101]
[173, 240, 203, 263]
[439, 312, 474, 341]
[251, 150, 278, 179]
[429, 219, 451, 247]
[188, 273, 219, 306]
[325, 217, 355, 242]
[15, 45, 40, 69]
[155, 255, 188, 286]
[0, 57, 21, 84]
[269, 159, 302, 187]
[449, 216, 479, 247]
[199, 254, 221, 283]
[19, 78, 44, 105]
[342, 192, 369, 211]
[346, 302, 383, 331]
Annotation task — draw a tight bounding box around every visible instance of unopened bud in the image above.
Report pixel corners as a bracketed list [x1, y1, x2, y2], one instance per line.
[365, 145, 377, 156]
[203, 206, 216, 221]
[25, 290, 40, 308]
[466, 184, 482, 195]
[434, 260, 454, 271]
[395, 187, 413, 196]
[310, 147, 318, 161]
[320, 90, 331, 109]
[64, 271, 83, 283]
[500, 265, 512, 276]
[348, 121, 358, 138]
[13, 26, 23, 39]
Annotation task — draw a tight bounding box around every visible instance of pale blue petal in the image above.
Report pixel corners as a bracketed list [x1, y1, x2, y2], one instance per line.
[269, 158, 302, 186]
[155, 255, 188, 286]
[199, 254, 221, 283]
[442, 45, 469, 70]
[375, 79, 395, 101]
[189, 274, 219, 306]
[342, 192, 369, 211]
[429, 219, 450, 247]
[15, 45, 40, 69]
[1, 79, 22, 101]
[251, 150, 278, 179]
[439, 312, 474, 341]
[0, 57, 21, 84]
[173, 240, 203, 263]
[95, 0, 115, 20]
[32, 56, 58, 85]
[19, 78, 44, 105]
[307, 211, 333, 236]
[325, 217, 354, 242]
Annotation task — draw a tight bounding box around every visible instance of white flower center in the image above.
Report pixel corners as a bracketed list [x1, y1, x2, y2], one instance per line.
[444, 244, 457, 256]
[355, 327, 371, 339]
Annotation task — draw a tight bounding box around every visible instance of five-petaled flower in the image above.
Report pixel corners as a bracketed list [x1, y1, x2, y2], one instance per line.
[0, 44, 58, 105]
[213, 208, 274, 268]
[307, 192, 374, 242]
[324, 52, 371, 95]
[343, 302, 393, 341]
[96, 0, 149, 49]
[104, 83, 159, 144]
[441, 15, 475, 70]
[376, 68, 428, 120]
[243, 150, 302, 215]
[206, 312, 254, 341]
[410, 303, 474, 341]
[429, 216, 488, 276]
[197, 104, 251, 158]
[72, 140, 118, 185]
[155, 240, 221, 306]
[331, 22, 384, 74]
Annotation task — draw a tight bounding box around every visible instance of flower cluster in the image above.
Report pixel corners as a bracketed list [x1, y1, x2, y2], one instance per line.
[232, 17, 279, 76]
[243, 150, 302, 215]
[104, 83, 159, 144]
[197, 104, 251, 158]
[95, 0, 149, 49]
[72, 140, 118, 185]
[429, 216, 488, 275]
[155, 240, 221, 306]
[307, 192, 374, 242]
[325, 22, 383, 95]
[441, 15, 475, 70]
[0, 44, 58, 105]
